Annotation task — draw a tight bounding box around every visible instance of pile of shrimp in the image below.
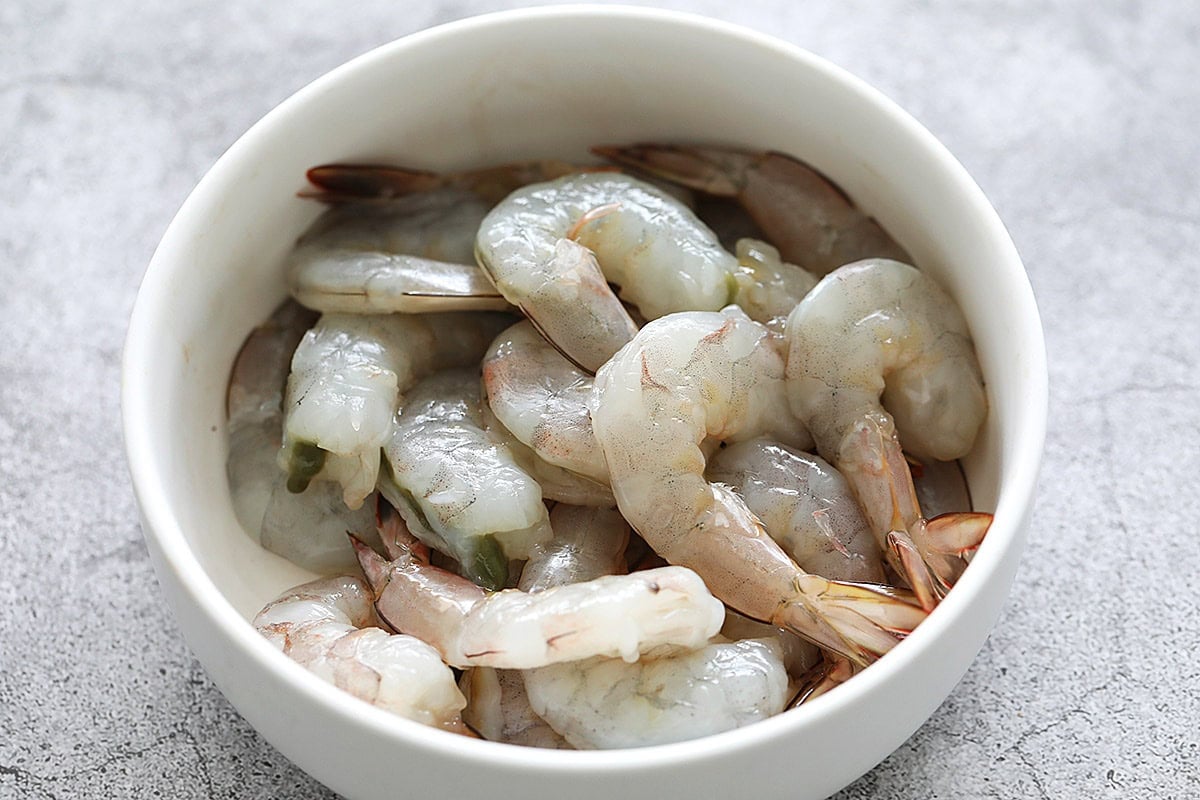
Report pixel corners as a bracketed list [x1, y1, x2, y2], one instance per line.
[228, 144, 993, 748]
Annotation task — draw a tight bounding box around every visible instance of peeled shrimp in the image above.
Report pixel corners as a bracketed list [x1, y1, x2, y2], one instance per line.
[520, 504, 789, 749]
[475, 171, 732, 371]
[286, 189, 508, 315]
[728, 238, 818, 330]
[593, 144, 910, 275]
[482, 320, 610, 485]
[281, 311, 511, 508]
[707, 437, 885, 584]
[378, 368, 552, 590]
[353, 504, 724, 669]
[786, 259, 992, 606]
[590, 306, 925, 666]
[253, 575, 468, 732]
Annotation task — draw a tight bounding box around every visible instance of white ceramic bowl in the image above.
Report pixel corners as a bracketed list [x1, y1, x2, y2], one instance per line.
[123, 6, 1046, 799]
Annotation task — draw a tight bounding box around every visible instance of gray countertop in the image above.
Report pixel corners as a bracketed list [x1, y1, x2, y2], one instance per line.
[2, 1, 1197, 797]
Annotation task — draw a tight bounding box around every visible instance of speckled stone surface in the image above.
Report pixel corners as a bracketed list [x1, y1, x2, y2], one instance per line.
[2, 2, 1198, 798]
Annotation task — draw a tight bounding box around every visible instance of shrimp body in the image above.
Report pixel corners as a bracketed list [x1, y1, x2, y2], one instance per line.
[475, 172, 735, 371]
[591, 307, 924, 665]
[254, 575, 468, 731]
[460, 667, 572, 749]
[354, 506, 723, 670]
[379, 368, 552, 589]
[282, 311, 510, 507]
[708, 437, 885, 584]
[594, 144, 910, 275]
[728, 238, 818, 330]
[526, 638, 789, 749]
[482, 320, 610, 484]
[786, 259, 989, 602]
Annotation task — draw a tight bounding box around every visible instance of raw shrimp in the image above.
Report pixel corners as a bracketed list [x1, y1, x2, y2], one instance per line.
[590, 306, 925, 666]
[593, 144, 910, 275]
[482, 320, 610, 485]
[459, 667, 572, 748]
[785, 259, 992, 605]
[707, 437, 885, 584]
[728, 238, 818, 330]
[226, 301, 317, 537]
[378, 368, 553, 590]
[519, 504, 790, 749]
[352, 503, 723, 669]
[912, 456, 974, 520]
[281, 310, 511, 508]
[475, 171, 734, 371]
[253, 575, 469, 732]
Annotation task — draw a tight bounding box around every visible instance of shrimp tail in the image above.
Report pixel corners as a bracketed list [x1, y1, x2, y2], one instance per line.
[778, 576, 926, 667]
[349, 533, 391, 598]
[789, 656, 856, 708]
[885, 529, 943, 611]
[303, 164, 444, 202]
[591, 144, 746, 196]
[915, 511, 993, 587]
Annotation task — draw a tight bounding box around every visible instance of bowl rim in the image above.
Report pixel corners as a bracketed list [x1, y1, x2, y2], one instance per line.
[122, 1, 1048, 772]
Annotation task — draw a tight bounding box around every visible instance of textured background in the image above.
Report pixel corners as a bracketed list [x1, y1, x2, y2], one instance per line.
[2, 1, 1198, 798]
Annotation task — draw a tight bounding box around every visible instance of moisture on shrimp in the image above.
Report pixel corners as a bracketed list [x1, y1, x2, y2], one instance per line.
[228, 144, 995, 751]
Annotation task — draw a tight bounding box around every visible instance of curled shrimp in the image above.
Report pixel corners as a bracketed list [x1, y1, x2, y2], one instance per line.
[475, 171, 733, 371]
[281, 311, 511, 508]
[352, 503, 724, 669]
[519, 504, 790, 749]
[786, 259, 992, 607]
[593, 143, 910, 275]
[482, 320, 610, 486]
[253, 575, 469, 732]
[459, 667, 572, 749]
[708, 437, 885, 584]
[378, 368, 552, 590]
[590, 306, 925, 666]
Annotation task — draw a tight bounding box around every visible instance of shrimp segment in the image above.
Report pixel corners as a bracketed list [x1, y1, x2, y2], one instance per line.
[591, 308, 923, 665]
[281, 311, 511, 507]
[786, 259, 991, 603]
[253, 575, 469, 732]
[379, 368, 552, 590]
[482, 320, 610, 485]
[353, 505, 724, 669]
[460, 667, 572, 748]
[593, 144, 910, 274]
[286, 189, 508, 315]
[707, 437, 885, 584]
[475, 172, 734, 371]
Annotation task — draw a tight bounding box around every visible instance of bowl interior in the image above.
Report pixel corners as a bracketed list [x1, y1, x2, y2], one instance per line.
[124, 6, 1043, 788]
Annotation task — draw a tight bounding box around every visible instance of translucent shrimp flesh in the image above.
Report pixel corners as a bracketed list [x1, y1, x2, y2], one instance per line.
[593, 144, 911, 275]
[519, 504, 789, 749]
[590, 306, 926, 666]
[281, 310, 511, 508]
[459, 667, 572, 748]
[482, 320, 610, 485]
[475, 171, 734, 371]
[707, 437, 885, 584]
[378, 368, 553, 590]
[786, 259, 992, 605]
[353, 503, 724, 669]
[253, 575, 469, 732]
[286, 189, 510, 316]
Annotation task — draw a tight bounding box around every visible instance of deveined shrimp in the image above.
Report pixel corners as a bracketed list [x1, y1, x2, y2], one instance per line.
[708, 437, 885, 584]
[353, 503, 724, 669]
[786, 259, 992, 606]
[593, 143, 910, 275]
[519, 504, 790, 749]
[475, 171, 733, 371]
[590, 306, 925, 666]
[378, 368, 553, 590]
[286, 189, 509, 316]
[281, 311, 511, 508]
[482, 320, 610, 485]
[253, 575, 469, 732]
